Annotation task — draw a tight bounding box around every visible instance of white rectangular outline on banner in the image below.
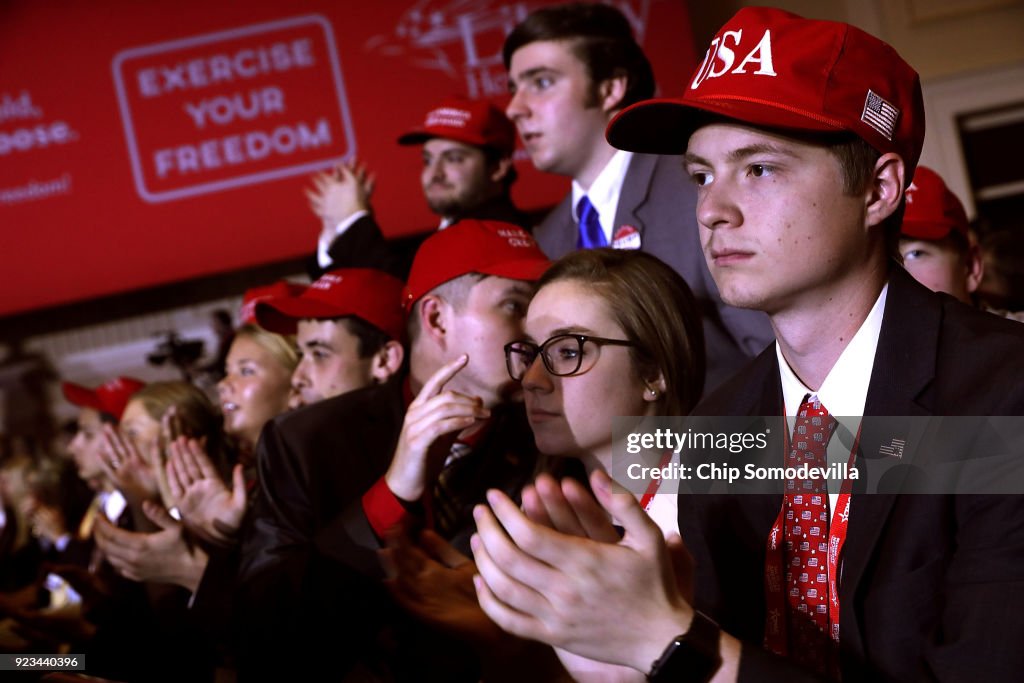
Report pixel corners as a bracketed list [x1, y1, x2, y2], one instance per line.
[111, 14, 355, 204]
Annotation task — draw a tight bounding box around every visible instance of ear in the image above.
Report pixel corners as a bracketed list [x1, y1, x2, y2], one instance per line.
[418, 295, 449, 350]
[597, 74, 629, 115]
[965, 240, 985, 294]
[865, 153, 905, 229]
[642, 373, 667, 403]
[489, 156, 514, 184]
[370, 340, 405, 383]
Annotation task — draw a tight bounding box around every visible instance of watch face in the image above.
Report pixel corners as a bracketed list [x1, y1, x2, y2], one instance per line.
[648, 612, 722, 683]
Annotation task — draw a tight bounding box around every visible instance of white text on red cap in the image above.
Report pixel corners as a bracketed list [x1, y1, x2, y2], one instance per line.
[691, 29, 777, 90]
[312, 273, 342, 289]
[425, 107, 471, 129]
[497, 227, 535, 248]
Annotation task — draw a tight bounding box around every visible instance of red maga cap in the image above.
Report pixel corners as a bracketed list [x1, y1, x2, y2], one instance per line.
[255, 268, 405, 340]
[239, 281, 308, 325]
[607, 7, 925, 179]
[403, 219, 549, 311]
[398, 96, 516, 157]
[62, 376, 146, 421]
[902, 166, 969, 240]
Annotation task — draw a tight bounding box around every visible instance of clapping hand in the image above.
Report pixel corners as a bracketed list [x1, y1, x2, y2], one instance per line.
[166, 437, 246, 546]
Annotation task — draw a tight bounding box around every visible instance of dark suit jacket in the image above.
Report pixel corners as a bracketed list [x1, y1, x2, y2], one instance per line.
[315, 194, 531, 280]
[235, 379, 537, 680]
[234, 381, 403, 679]
[534, 153, 775, 395]
[681, 266, 1024, 681]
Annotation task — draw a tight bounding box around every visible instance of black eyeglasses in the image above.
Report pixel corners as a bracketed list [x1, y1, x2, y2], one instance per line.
[504, 334, 635, 381]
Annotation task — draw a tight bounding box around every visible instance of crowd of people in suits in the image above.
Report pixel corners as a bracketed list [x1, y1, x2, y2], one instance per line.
[3, 3, 1024, 682]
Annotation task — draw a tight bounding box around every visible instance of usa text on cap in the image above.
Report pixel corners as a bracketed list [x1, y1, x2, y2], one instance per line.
[607, 7, 925, 179]
[62, 376, 146, 421]
[255, 268, 405, 340]
[397, 96, 516, 157]
[403, 219, 550, 311]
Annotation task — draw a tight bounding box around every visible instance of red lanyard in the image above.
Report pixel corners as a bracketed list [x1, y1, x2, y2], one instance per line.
[639, 449, 674, 511]
[764, 418, 861, 654]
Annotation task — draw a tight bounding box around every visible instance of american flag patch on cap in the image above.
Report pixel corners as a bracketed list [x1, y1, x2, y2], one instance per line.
[861, 89, 899, 140]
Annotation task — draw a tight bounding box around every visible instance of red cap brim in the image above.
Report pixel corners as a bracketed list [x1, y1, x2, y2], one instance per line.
[61, 382, 102, 413]
[607, 97, 845, 155]
[255, 298, 349, 335]
[397, 130, 434, 146]
[901, 220, 956, 241]
[478, 257, 551, 283]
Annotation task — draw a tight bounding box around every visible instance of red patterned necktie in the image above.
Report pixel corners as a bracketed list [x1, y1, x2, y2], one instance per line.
[785, 394, 836, 674]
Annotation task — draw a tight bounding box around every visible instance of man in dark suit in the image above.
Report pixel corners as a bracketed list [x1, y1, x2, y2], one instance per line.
[235, 220, 548, 680]
[309, 96, 529, 280]
[471, 7, 1024, 682]
[502, 3, 773, 394]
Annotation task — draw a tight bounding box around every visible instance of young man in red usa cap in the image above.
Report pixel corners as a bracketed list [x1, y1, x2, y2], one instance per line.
[473, 7, 1024, 682]
[255, 268, 405, 407]
[235, 220, 548, 681]
[308, 96, 529, 279]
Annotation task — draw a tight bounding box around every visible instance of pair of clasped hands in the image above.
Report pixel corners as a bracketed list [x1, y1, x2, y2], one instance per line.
[379, 355, 698, 682]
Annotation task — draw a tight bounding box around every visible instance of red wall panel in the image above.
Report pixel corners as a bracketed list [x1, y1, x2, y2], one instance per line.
[0, 0, 695, 316]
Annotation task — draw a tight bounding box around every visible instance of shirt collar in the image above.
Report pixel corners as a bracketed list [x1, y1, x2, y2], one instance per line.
[102, 489, 127, 522]
[777, 283, 888, 417]
[571, 150, 634, 240]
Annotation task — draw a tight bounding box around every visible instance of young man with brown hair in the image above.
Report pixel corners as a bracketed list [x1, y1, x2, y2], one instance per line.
[502, 2, 774, 395]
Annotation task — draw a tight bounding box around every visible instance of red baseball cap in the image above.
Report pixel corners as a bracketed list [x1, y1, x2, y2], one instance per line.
[62, 376, 146, 421]
[239, 281, 308, 325]
[901, 166, 969, 240]
[255, 268, 405, 340]
[403, 219, 550, 311]
[398, 96, 516, 157]
[607, 7, 925, 180]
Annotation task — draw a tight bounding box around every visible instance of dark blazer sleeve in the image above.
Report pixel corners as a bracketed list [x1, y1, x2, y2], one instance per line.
[233, 407, 395, 679]
[533, 194, 576, 259]
[312, 483, 393, 578]
[318, 214, 428, 280]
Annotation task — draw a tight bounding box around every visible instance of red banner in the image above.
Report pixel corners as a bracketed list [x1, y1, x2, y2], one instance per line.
[0, 0, 694, 317]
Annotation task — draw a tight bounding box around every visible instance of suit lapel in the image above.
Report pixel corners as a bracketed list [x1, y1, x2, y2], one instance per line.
[839, 267, 940, 652]
[732, 348, 788, 534]
[536, 194, 576, 257]
[612, 153, 657, 240]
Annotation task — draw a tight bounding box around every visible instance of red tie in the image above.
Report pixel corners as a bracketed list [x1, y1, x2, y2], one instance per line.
[784, 395, 835, 673]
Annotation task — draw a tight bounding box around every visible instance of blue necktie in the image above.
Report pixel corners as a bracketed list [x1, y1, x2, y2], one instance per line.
[576, 195, 607, 249]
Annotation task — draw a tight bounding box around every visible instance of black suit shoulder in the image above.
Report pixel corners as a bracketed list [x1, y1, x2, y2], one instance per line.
[252, 379, 405, 537]
[235, 381, 405, 679]
[318, 195, 530, 280]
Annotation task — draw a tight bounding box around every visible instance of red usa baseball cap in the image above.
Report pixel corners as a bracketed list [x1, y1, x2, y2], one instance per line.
[239, 281, 307, 325]
[403, 219, 549, 311]
[62, 376, 146, 421]
[398, 96, 516, 157]
[255, 268, 405, 340]
[607, 7, 925, 179]
[901, 166, 969, 240]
